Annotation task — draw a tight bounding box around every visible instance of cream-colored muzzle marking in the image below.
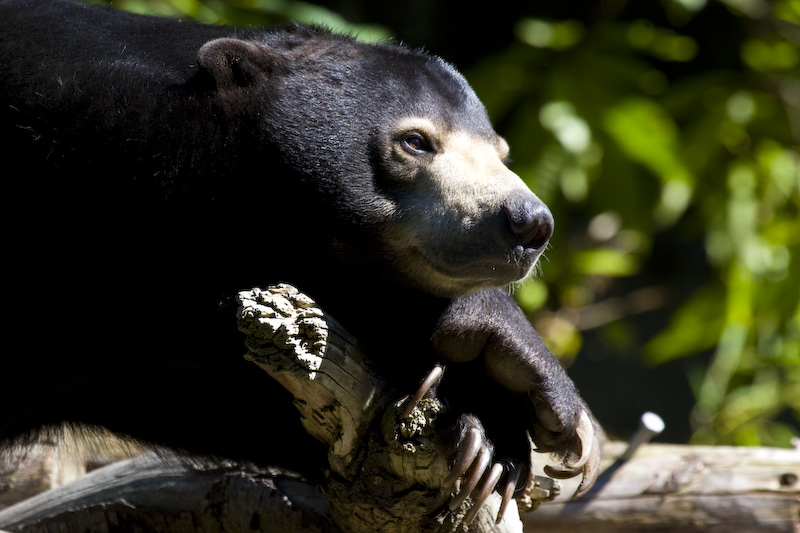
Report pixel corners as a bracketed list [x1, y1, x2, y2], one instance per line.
[383, 118, 545, 295]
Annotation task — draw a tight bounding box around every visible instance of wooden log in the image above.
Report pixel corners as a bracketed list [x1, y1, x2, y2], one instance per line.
[3, 439, 797, 532]
[527, 441, 800, 532]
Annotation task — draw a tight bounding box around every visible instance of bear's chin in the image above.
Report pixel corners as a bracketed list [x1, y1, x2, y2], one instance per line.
[396, 252, 539, 297]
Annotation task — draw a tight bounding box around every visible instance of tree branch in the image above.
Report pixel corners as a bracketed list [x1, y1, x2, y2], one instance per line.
[236, 284, 537, 532]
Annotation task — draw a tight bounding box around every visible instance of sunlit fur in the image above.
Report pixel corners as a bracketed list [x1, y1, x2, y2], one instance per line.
[377, 117, 548, 296]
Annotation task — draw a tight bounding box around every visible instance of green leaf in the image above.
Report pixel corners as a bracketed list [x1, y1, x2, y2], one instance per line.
[604, 97, 694, 224]
[572, 249, 638, 277]
[645, 286, 726, 364]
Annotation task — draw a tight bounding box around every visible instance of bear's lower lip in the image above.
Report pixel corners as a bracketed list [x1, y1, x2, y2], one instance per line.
[415, 246, 540, 289]
[449, 259, 534, 283]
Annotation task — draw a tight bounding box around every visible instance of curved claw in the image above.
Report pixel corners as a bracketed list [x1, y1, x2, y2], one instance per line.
[402, 365, 444, 418]
[496, 465, 521, 524]
[448, 446, 490, 511]
[573, 428, 601, 498]
[543, 463, 582, 480]
[463, 462, 503, 526]
[443, 427, 481, 488]
[543, 410, 601, 498]
[571, 410, 595, 470]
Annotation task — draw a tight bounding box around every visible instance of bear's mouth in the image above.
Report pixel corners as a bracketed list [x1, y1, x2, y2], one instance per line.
[402, 244, 542, 294]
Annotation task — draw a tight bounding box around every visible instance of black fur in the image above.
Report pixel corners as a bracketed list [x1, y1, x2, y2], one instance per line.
[1, 0, 595, 491]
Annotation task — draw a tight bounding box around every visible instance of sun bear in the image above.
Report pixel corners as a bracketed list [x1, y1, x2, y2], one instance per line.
[0, 0, 600, 522]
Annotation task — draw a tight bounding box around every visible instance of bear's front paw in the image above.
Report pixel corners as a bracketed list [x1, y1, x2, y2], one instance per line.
[441, 414, 524, 525]
[531, 404, 602, 498]
[404, 366, 525, 525]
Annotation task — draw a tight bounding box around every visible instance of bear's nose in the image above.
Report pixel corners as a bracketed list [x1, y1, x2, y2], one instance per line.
[503, 198, 554, 250]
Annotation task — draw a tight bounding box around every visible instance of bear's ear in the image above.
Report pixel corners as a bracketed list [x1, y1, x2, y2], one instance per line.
[197, 38, 275, 89]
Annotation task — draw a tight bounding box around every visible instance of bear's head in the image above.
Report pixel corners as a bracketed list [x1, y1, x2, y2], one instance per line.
[198, 27, 553, 297]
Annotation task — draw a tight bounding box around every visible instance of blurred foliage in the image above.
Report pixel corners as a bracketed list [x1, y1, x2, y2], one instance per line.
[93, 0, 799, 448]
[466, 0, 800, 448]
[90, 0, 390, 40]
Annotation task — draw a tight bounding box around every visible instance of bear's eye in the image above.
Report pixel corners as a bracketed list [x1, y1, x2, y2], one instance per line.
[401, 132, 432, 155]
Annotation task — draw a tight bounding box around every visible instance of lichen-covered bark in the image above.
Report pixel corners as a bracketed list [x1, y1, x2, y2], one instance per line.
[237, 284, 534, 532]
